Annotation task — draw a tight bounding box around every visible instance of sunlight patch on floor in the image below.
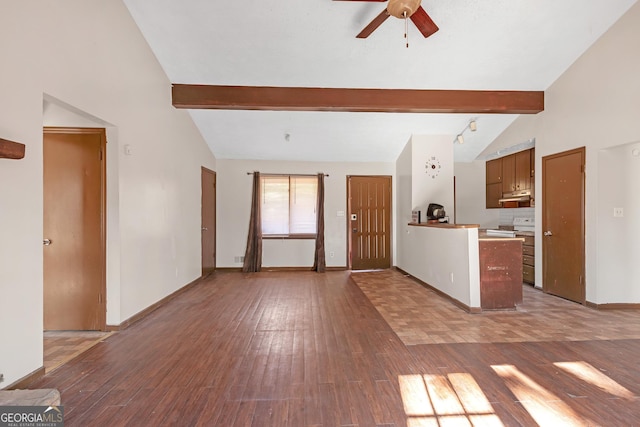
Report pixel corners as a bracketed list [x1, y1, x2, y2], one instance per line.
[554, 361, 636, 400]
[399, 373, 503, 427]
[492, 364, 585, 426]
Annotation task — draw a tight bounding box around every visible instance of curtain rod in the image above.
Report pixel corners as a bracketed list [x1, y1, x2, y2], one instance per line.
[246, 172, 329, 177]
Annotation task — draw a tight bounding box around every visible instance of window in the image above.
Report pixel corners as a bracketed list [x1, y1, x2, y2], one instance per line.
[261, 175, 317, 237]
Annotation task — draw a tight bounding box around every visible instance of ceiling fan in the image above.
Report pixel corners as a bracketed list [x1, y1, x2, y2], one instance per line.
[336, 0, 439, 39]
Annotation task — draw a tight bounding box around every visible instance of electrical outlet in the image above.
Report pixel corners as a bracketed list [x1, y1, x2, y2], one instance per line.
[329, 251, 335, 258]
[613, 207, 624, 217]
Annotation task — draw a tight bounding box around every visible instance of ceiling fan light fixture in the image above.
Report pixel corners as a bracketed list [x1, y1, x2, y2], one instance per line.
[387, 0, 422, 19]
[469, 120, 477, 132]
[457, 134, 464, 144]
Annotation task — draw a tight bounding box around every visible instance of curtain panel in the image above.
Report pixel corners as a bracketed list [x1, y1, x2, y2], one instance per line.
[312, 173, 326, 272]
[243, 172, 262, 272]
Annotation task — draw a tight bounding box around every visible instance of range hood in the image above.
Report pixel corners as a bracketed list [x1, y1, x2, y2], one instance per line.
[499, 190, 531, 204]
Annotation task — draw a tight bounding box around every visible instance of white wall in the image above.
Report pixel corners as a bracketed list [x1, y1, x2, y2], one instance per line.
[396, 140, 413, 265]
[454, 161, 500, 228]
[400, 226, 480, 308]
[216, 159, 394, 268]
[473, 2, 640, 303]
[411, 135, 455, 217]
[0, 0, 215, 386]
[395, 134, 482, 307]
[597, 141, 640, 302]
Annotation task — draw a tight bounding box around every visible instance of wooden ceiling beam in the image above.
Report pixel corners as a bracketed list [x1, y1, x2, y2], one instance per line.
[172, 84, 544, 114]
[0, 137, 25, 159]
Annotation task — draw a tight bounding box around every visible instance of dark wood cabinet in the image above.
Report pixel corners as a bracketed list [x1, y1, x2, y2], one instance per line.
[485, 148, 534, 209]
[486, 158, 502, 184]
[530, 147, 535, 178]
[485, 158, 503, 208]
[502, 150, 531, 192]
[486, 183, 502, 209]
[501, 154, 515, 193]
[520, 234, 535, 285]
[479, 239, 523, 309]
[514, 149, 531, 191]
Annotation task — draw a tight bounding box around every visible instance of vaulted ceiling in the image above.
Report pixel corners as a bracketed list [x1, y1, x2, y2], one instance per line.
[123, 0, 637, 162]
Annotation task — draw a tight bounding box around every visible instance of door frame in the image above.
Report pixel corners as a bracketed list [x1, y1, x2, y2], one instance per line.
[43, 127, 107, 330]
[201, 167, 216, 275]
[541, 146, 586, 303]
[346, 175, 393, 270]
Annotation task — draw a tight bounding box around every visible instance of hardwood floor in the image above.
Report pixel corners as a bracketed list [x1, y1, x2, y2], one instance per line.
[30, 271, 640, 426]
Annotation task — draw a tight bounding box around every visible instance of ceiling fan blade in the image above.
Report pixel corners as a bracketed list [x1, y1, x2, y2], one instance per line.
[410, 6, 439, 38]
[356, 9, 390, 38]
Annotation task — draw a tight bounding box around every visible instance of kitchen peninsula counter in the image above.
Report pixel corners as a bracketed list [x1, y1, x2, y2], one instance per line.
[400, 222, 523, 312]
[408, 222, 479, 229]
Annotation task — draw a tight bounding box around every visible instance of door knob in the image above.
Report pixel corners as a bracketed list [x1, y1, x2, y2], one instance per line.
[202, 227, 208, 231]
[43, 238, 52, 246]
[352, 228, 357, 233]
[543, 231, 553, 236]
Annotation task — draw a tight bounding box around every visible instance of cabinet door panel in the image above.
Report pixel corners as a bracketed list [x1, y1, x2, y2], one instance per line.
[502, 154, 515, 193]
[515, 150, 531, 190]
[486, 158, 502, 184]
[486, 182, 502, 209]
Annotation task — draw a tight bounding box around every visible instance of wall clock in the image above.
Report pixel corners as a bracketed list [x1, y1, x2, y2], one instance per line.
[425, 156, 441, 179]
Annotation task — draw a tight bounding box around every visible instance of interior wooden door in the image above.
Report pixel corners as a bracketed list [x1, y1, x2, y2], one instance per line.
[43, 128, 106, 330]
[348, 176, 392, 270]
[542, 147, 585, 304]
[201, 167, 216, 274]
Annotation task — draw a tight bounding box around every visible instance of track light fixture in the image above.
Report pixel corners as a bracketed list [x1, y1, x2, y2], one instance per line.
[454, 119, 477, 144]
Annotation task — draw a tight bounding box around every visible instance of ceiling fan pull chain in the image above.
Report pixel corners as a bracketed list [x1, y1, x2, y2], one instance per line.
[404, 11, 409, 48]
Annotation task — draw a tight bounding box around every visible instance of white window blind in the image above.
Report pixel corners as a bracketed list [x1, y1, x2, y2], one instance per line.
[261, 175, 317, 236]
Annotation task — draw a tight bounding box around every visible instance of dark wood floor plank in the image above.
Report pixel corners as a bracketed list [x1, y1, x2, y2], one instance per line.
[346, 380, 378, 426]
[318, 382, 341, 427]
[373, 379, 406, 426]
[29, 271, 640, 426]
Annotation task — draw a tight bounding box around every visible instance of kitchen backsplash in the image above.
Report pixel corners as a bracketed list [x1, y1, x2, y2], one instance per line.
[499, 207, 535, 225]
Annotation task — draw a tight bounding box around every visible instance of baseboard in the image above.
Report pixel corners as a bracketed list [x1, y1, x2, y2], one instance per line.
[393, 267, 482, 314]
[106, 275, 205, 332]
[216, 266, 347, 272]
[586, 301, 640, 310]
[261, 266, 348, 272]
[3, 366, 45, 390]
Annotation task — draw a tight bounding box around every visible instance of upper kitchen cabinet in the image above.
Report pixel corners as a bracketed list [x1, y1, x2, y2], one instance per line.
[485, 158, 503, 208]
[501, 154, 516, 193]
[486, 148, 534, 209]
[502, 150, 531, 192]
[486, 158, 502, 184]
[515, 149, 532, 191]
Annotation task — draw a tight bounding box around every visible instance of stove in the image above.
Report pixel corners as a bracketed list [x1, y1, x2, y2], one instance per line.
[513, 217, 535, 233]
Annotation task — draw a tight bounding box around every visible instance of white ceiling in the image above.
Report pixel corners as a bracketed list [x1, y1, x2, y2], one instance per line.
[123, 0, 637, 163]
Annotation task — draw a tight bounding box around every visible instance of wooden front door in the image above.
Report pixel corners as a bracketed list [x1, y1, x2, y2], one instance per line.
[348, 176, 392, 270]
[542, 147, 585, 304]
[201, 167, 216, 274]
[43, 128, 106, 330]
